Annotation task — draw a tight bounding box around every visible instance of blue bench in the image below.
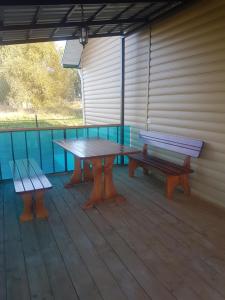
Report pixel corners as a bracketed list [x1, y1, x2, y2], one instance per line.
[128, 130, 204, 200]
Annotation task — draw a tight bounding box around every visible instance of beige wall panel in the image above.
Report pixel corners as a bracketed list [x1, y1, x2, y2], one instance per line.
[149, 0, 225, 209]
[124, 28, 150, 133]
[81, 0, 225, 206]
[81, 36, 121, 125]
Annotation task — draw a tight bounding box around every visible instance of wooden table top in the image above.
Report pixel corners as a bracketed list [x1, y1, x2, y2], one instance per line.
[54, 138, 140, 159]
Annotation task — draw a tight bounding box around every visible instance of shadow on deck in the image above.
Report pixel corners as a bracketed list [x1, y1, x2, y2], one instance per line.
[1, 166, 225, 300]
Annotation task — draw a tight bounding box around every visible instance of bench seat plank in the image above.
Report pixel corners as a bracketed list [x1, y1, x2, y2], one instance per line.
[10, 159, 52, 194]
[140, 130, 204, 158]
[28, 159, 52, 190]
[9, 161, 25, 193]
[15, 160, 34, 192]
[129, 153, 193, 176]
[10, 158, 52, 222]
[22, 159, 44, 190]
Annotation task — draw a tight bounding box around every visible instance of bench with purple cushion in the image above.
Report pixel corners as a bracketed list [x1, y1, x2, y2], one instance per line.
[128, 130, 204, 200]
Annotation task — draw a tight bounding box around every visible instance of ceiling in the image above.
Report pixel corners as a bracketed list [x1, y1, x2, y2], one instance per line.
[0, 0, 194, 45]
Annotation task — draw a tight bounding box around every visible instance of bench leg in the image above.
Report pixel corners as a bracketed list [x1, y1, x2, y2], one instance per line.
[34, 190, 49, 219]
[166, 176, 180, 200]
[128, 159, 138, 177]
[180, 174, 191, 196]
[143, 167, 149, 176]
[20, 193, 33, 222]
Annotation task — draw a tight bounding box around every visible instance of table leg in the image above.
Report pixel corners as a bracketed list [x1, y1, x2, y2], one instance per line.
[104, 156, 125, 204]
[35, 190, 49, 219]
[83, 160, 93, 182]
[20, 193, 33, 222]
[82, 158, 103, 209]
[65, 157, 82, 188]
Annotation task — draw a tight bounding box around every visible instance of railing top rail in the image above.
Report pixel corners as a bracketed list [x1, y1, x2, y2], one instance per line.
[0, 123, 121, 133]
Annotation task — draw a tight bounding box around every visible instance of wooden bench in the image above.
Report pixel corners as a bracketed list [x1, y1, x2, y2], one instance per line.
[10, 158, 52, 222]
[128, 131, 204, 200]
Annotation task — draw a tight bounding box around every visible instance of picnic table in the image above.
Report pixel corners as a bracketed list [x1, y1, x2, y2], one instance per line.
[54, 138, 140, 209]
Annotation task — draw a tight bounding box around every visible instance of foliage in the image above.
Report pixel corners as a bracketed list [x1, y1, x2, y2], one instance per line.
[0, 102, 83, 128]
[0, 42, 80, 109]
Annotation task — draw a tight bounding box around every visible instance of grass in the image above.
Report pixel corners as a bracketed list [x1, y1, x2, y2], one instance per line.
[0, 102, 83, 129]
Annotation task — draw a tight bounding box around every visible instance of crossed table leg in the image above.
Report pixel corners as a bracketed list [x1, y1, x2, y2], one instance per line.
[65, 155, 125, 209]
[82, 155, 125, 209]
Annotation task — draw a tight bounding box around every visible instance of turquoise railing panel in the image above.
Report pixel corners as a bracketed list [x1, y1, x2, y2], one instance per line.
[26, 131, 41, 167]
[52, 129, 65, 173]
[65, 128, 76, 171]
[40, 130, 54, 173]
[0, 125, 130, 180]
[0, 133, 14, 179]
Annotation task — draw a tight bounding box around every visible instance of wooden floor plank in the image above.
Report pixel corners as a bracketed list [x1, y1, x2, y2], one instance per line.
[48, 178, 128, 300]
[115, 168, 225, 300]
[120, 167, 225, 239]
[115, 169, 225, 297]
[116, 168, 225, 264]
[34, 218, 78, 300]
[14, 193, 54, 300]
[64, 176, 176, 300]
[3, 166, 225, 300]
[0, 184, 6, 300]
[56, 176, 151, 300]
[71, 169, 224, 300]
[4, 183, 31, 300]
[45, 190, 103, 300]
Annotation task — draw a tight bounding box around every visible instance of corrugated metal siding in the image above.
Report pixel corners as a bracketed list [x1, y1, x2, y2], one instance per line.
[124, 29, 150, 148]
[148, 0, 225, 207]
[80, 0, 225, 206]
[81, 36, 121, 125]
[124, 28, 150, 129]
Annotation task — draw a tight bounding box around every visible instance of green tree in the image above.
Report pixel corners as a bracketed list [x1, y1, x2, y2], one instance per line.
[0, 42, 79, 109]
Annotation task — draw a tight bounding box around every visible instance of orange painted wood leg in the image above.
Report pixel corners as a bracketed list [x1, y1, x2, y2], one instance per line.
[82, 158, 103, 209]
[104, 156, 125, 204]
[180, 174, 191, 196]
[65, 157, 82, 188]
[83, 160, 93, 182]
[143, 167, 149, 175]
[35, 190, 48, 219]
[20, 193, 33, 222]
[128, 158, 138, 177]
[166, 175, 180, 200]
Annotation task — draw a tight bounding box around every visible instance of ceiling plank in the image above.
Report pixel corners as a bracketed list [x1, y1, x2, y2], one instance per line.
[27, 6, 41, 39]
[124, 2, 170, 33]
[94, 3, 135, 35]
[50, 4, 76, 38]
[108, 2, 154, 34]
[0, 1, 180, 5]
[0, 32, 123, 45]
[87, 4, 106, 22]
[125, 0, 195, 36]
[0, 18, 148, 32]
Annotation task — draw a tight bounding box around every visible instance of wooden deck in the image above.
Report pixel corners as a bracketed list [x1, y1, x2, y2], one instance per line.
[1, 166, 225, 300]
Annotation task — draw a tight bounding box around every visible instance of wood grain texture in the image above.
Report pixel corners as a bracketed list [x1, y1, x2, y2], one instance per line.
[57, 139, 140, 208]
[54, 138, 140, 159]
[10, 159, 52, 193]
[128, 131, 198, 200]
[2, 167, 225, 299]
[139, 130, 204, 158]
